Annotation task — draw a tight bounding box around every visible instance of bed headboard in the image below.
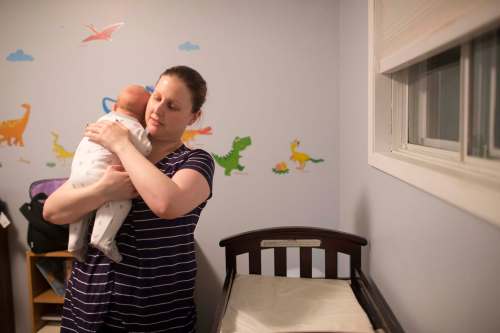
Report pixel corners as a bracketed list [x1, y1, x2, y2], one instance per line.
[219, 226, 367, 279]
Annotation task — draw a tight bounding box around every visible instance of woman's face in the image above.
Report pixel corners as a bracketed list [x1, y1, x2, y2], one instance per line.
[145, 75, 198, 141]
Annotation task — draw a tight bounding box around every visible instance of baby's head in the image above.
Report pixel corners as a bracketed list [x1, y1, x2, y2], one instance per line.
[113, 85, 150, 125]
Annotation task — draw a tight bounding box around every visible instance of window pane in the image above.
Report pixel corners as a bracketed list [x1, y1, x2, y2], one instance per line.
[408, 47, 460, 151]
[408, 63, 423, 145]
[469, 30, 500, 159]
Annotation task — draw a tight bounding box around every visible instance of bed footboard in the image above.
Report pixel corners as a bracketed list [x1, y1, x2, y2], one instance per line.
[211, 226, 404, 333]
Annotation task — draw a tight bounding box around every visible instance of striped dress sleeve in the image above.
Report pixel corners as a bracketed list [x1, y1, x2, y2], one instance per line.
[178, 149, 215, 199]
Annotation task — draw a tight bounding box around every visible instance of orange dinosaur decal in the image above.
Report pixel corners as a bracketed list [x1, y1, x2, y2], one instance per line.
[182, 126, 212, 146]
[0, 103, 30, 147]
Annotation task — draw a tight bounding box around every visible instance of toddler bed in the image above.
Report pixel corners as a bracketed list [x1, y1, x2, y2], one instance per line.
[211, 227, 404, 333]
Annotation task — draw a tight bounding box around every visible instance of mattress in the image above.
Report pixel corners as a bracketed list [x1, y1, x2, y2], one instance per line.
[220, 274, 375, 333]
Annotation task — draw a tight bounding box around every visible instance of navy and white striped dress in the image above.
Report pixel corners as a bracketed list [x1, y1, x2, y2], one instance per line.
[61, 145, 215, 333]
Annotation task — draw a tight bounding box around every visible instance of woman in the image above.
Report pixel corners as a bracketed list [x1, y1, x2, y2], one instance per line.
[43, 66, 215, 332]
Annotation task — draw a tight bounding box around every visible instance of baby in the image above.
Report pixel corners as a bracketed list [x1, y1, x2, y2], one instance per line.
[68, 85, 152, 262]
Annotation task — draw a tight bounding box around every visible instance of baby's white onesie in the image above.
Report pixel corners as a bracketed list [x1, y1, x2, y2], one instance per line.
[68, 112, 151, 262]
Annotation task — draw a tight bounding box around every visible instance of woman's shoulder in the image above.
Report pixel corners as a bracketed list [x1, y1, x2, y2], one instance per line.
[184, 147, 213, 159]
[165, 144, 210, 160]
[180, 146, 215, 169]
[158, 146, 214, 169]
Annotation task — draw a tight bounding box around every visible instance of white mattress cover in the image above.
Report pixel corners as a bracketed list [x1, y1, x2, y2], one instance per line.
[220, 274, 375, 333]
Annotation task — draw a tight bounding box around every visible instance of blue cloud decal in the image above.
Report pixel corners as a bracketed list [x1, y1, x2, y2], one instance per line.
[6, 49, 34, 62]
[179, 41, 200, 52]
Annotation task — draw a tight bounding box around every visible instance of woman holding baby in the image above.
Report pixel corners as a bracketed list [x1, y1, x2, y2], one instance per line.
[44, 65, 214, 332]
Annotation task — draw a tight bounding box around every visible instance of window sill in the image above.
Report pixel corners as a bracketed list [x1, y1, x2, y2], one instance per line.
[368, 151, 500, 227]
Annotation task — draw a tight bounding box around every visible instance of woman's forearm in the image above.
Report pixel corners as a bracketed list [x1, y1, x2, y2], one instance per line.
[84, 120, 188, 218]
[114, 141, 179, 217]
[43, 181, 107, 225]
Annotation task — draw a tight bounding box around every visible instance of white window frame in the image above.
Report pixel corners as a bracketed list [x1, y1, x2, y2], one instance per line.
[369, 1, 500, 227]
[489, 38, 500, 158]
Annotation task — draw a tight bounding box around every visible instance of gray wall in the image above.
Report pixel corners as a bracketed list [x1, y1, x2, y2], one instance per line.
[4, 1, 499, 332]
[0, 1, 338, 332]
[338, 1, 500, 332]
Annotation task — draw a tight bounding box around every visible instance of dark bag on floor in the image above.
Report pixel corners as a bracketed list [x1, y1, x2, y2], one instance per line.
[19, 178, 68, 253]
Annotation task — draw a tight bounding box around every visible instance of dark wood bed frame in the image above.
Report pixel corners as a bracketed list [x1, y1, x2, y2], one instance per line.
[211, 226, 405, 333]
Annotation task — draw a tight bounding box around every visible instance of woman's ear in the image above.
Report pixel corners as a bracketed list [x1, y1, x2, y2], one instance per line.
[188, 111, 201, 126]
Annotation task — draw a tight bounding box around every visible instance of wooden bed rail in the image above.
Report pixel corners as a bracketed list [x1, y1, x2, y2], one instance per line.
[219, 226, 367, 279]
[352, 268, 405, 333]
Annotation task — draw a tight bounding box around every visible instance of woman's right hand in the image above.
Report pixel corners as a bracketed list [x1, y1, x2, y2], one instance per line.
[97, 165, 138, 201]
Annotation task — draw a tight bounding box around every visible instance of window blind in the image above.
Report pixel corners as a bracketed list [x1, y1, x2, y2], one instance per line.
[376, 0, 500, 73]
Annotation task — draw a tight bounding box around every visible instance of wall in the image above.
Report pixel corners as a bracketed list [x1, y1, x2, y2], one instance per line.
[338, 1, 500, 332]
[0, 1, 339, 332]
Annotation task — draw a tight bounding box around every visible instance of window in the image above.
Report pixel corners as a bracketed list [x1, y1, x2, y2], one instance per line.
[369, 0, 500, 227]
[392, 29, 500, 170]
[407, 47, 461, 152]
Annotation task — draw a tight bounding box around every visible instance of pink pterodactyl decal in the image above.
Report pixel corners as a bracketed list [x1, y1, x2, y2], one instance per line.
[82, 22, 124, 43]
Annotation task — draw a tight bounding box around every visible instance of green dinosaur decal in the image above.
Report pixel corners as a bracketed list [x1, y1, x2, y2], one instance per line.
[212, 136, 252, 176]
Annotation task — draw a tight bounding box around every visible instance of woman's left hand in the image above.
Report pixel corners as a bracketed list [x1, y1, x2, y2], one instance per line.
[85, 120, 130, 153]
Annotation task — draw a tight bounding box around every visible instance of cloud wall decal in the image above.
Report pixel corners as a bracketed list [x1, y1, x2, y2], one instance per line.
[179, 41, 200, 52]
[6, 49, 34, 62]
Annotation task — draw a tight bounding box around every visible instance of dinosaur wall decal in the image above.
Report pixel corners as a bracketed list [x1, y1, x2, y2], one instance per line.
[51, 131, 74, 163]
[82, 22, 124, 43]
[102, 96, 117, 113]
[212, 136, 252, 176]
[289, 139, 324, 170]
[0, 103, 31, 147]
[182, 126, 212, 147]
